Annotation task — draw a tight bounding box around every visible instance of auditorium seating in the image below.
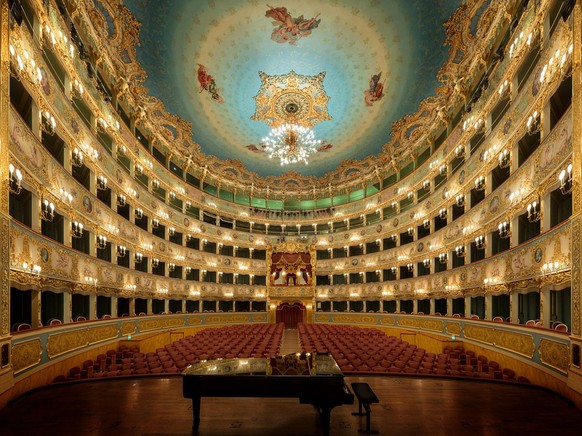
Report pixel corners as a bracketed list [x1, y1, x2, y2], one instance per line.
[54, 323, 284, 382]
[297, 323, 530, 384]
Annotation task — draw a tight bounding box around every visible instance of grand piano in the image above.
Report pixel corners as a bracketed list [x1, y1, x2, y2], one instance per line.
[182, 353, 354, 435]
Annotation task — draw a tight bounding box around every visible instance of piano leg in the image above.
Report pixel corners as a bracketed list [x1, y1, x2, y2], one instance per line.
[320, 406, 331, 436]
[191, 397, 201, 432]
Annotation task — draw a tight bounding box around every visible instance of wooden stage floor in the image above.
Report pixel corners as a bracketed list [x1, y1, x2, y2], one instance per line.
[1, 375, 581, 435]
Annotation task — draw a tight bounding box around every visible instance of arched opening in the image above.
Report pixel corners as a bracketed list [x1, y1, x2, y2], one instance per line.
[276, 302, 306, 328]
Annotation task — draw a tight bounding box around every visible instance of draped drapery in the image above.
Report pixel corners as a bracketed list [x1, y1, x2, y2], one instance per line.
[270, 252, 312, 285]
[276, 303, 306, 329]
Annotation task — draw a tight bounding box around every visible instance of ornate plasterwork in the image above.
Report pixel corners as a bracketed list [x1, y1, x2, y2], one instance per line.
[251, 71, 331, 128]
[11, 339, 42, 373]
[76, 0, 514, 194]
[538, 338, 569, 374]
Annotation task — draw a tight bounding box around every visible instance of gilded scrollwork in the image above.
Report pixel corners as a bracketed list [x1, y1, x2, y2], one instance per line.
[538, 338, 569, 374]
[11, 339, 42, 373]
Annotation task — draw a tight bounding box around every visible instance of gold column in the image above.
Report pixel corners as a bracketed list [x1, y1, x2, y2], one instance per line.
[569, 1, 582, 393]
[0, 0, 14, 389]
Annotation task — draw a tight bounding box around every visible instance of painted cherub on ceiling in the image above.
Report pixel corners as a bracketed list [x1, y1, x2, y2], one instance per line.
[265, 5, 321, 45]
[196, 64, 223, 103]
[364, 72, 384, 106]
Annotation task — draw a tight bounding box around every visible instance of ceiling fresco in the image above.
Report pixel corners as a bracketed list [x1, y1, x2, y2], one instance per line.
[123, 0, 461, 177]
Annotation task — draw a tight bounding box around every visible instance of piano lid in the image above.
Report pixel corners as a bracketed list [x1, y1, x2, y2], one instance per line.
[182, 353, 344, 377]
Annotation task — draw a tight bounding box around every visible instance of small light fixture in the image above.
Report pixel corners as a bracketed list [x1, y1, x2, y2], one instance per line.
[96, 175, 108, 191]
[438, 253, 448, 264]
[8, 163, 23, 194]
[152, 258, 160, 268]
[169, 263, 176, 272]
[559, 163, 573, 195]
[475, 176, 485, 191]
[96, 235, 107, 249]
[117, 245, 127, 257]
[526, 110, 540, 135]
[117, 194, 126, 207]
[135, 252, 143, 263]
[498, 221, 511, 239]
[407, 263, 414, 272]
[475, 235, 486, 249]
[168, 227, 175, 237]
[71, 221, 84, 238]
[423, 258, 431, 268]
[455, 194, 465, 207]
[41, 111, 56, 135]
[423, 219, 430, 229]
[527, 200, 541, 222]
[152, 218, 159, 229]
[135, 208, 143, 219]
[41, 198, 55, 222]
[498, 149, 510, 168]
[72, 148, 84, 167]
[439, 207, 447, 219]
[407, 227, 414, 236]
[455, 245, 465, 257]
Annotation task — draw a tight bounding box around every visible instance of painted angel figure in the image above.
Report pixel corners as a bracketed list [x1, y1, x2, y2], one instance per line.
[265, 5, 321, 45]
[197, 64, 224, 103]
[364, 72, 385, 106]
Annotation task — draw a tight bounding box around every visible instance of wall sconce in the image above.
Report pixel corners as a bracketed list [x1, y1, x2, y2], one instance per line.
[135, 164, 143, 175]
[72, 147, 84, 167]
[526, 110, 540, 135]
[439, 164, 447, 176]
[475, 235, 486, 249]
[439, 208, 447, 219]
[541, 261, 561, 274]
[498, 149, 510, 168]
[391, 266, 397, 274]
[41, 111, 56, 135]
[407, 227, 414, 236]
[186, 234, 192, 242]
[559, 163, 573, 194]
[391, 201, 398, 210]
[96, 175, 108, 191]
[423, 258, 431, 268]
[134, 252, 143, 263]
[168, 227, 175, 237]
[117, 194, 126, 207]
[454, 145, 465, 157]
[168, 263, 176, 272]
[483, 277, 498, 286]
[169, 191, 176, 200]
[390, 234, 397, 241]
[152, 179, 160, 189]
[60, 188, 73, 205]
[423, 219, 430, 229]
[152, 218, 159, 229]
[71, 221, 84, 238]
[117, 245, 127, 257]
[474, 176, 485, 191]
[152, 258, 160, 268]
[22, 261, 42, 276]
[96, 235, 107, 249]
[407, 191, 414, 200]
[498, 221, 511, 239]
[135, 208, 143, 219]
[455, 245, 466, 257]
[41, 198, 55, 221]
[527, 200, 541, 222]
[438, 253, 448, 264]
[422, 180, 430, 190]
[407, 263, 414, 272]
[185, 266, 192, 274]
[8, 163, 23, 195]
[455, 194, 465, 207]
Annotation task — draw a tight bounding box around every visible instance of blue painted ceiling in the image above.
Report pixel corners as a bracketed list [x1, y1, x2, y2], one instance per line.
[123, 0, 461, 177]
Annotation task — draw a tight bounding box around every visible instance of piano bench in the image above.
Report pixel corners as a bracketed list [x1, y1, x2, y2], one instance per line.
[351, 382, 379, 434]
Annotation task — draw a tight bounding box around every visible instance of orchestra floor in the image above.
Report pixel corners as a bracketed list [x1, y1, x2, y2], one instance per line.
[1, 375, 582, 435]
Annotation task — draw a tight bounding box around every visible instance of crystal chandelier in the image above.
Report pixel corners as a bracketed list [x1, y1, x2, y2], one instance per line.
[263, 124, 321, 165]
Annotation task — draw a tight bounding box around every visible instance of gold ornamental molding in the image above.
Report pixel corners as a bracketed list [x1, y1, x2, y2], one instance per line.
[464, 324, 496, 345]
[121, 321, 136, 336]
[47, 325, 120, 358]
[314, 313, 330, 323]
[398, 317, 444, 332]
[332, 314, 378, 325]
[12, 339, 42, 373]
[205, 314, 251, 324]
[538, 338, 569, 374]
[380, 316, 395, 326]
[252, 313, 268, 323]
[138, 317, 185, 332]
[446, 321, 462, 336]
[493, 329, 535, 358]
[187, 316, 203, 325]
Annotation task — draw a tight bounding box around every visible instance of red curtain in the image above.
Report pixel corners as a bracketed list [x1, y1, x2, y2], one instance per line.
[276, 303, 306, 329]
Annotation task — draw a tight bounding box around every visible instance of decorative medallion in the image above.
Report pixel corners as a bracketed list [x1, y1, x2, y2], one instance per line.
[200, 224, 206, 233]
[458, 169, 465, 185]
[327, 235, 334, 243]
[376, 224, 382, 233]
[417, 242, 424, 252]
[392, 218, 399, 227]
[249, 235, 254, 242]
[489, 196, 500, 214]
[251, 71, 331, 128]
[344, 233, 350, 240]
[40, 248, 49, 264]
[82, 195, 92, 213]
[352, 258, 358, 266]
[224, 258, 231, 266]
[233, 233, 239, 240]
[535, 248, 543, 264]
[183, 217, 190, 227]
[360, 229, 366, 236]
[460, 272, 467, 282]
[158, 242, 166, 252]
[312, 236, 318, 243]
[217, 229, 222, 236]
[502, 118, 512, 135]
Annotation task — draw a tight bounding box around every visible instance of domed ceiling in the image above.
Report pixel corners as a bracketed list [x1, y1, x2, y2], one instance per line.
[123, 0, 461, 178]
